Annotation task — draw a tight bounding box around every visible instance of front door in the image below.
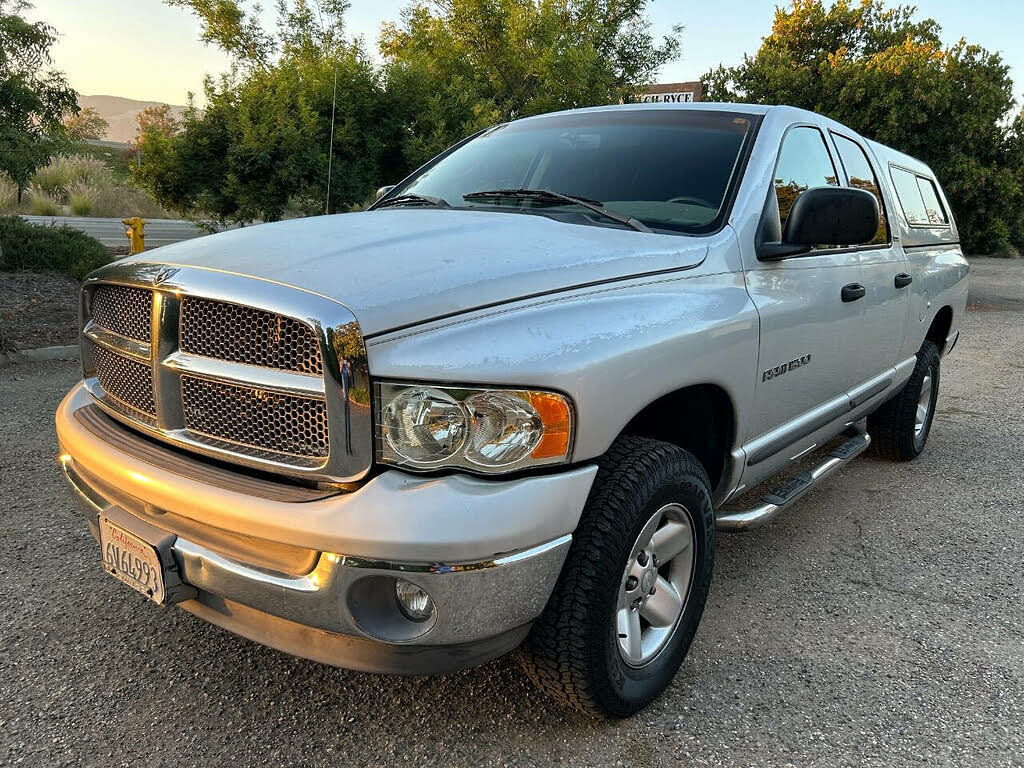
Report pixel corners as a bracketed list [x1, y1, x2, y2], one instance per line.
[744, 125, 868, 440]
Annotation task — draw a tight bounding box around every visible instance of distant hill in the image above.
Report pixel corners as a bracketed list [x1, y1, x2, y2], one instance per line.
[77, 95, 188, 144]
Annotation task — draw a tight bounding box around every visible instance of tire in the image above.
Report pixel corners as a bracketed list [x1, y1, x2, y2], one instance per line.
[520, 435, 715, 717]
[868, 340, 941, 461]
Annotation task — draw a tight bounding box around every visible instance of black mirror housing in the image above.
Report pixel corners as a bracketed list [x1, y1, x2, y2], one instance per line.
[758, 186, 880, 260]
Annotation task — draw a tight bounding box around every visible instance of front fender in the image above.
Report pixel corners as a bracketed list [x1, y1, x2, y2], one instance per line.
[365, 270, 759, 463]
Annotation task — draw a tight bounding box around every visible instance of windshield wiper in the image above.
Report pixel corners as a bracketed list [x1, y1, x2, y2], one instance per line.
[463, 188, 652, 233]
[375, 193, 450, 209]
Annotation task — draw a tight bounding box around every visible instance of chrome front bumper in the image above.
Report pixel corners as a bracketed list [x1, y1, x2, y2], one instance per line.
[57, 384, 596, 673]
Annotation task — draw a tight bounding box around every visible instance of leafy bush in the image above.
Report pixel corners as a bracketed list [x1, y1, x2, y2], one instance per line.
[26, 185, 61, 215]
[0, 215, 110, 280]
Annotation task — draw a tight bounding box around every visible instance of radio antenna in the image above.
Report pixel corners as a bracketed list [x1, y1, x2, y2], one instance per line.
[325, 65, 338, 215]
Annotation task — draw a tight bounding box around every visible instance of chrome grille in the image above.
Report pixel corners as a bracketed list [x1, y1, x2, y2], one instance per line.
[92, 345, 156, 416]
[180, 297, 323, 375]
[181, 375, 329, 458]
[91, 285, 152, 342]
[80, 264, 372, 484]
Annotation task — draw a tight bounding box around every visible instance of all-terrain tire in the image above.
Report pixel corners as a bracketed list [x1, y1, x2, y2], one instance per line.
[520, 435, 715, 718]
[868, 340, 941, 461]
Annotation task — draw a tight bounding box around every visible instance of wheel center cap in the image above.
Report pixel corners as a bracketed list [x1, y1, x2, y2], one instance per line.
[640, 568, 656, 594]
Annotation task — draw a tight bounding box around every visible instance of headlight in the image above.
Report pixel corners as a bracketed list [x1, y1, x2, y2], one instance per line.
[375, 382, 573, 473]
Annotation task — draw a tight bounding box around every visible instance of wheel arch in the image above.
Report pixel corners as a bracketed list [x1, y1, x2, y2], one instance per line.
[926, 305, 954, 354]
[619, 383, 736, 495]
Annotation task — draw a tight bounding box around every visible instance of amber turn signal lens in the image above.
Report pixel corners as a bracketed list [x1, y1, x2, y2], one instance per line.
[529, 391, 571, 459]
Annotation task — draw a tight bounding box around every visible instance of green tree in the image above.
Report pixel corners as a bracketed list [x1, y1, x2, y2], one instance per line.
[703, 0, 1023, 255]
[64, 106, 108, 141]
[140, 1, 399, 222]
[0, 0, 78, 202]
[381, 0, 682, 167]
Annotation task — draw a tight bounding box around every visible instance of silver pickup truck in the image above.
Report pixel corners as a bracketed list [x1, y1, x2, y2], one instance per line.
[56, 103, 968, 717]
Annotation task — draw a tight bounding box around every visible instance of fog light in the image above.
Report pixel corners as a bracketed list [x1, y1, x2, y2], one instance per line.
[394, 579, 434, 622]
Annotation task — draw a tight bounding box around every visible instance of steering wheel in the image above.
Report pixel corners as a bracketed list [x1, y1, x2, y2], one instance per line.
[667, 195, 715, 208]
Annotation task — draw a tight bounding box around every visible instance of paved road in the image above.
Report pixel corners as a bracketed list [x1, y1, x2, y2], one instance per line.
[1, 260, 1021, 767]
[20, 215, 223, 248]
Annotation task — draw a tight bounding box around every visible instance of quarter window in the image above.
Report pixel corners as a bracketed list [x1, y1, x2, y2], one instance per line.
[891, 166, 948, 227]
[773, 126, 839, 234]
[916, 177, 949, 225]
[832, 133, 889, 245]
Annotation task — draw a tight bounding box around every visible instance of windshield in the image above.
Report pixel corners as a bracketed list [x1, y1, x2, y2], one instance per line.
[388, 109, 757, 234]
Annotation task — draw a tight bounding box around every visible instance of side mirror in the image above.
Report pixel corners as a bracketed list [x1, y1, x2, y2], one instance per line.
[376, 185, 396, 201]
[758, 186, 879, 260]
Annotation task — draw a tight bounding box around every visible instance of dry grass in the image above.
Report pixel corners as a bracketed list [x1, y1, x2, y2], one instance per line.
[92, 184, 168, 218]
[67, 181, 97, 216]
[0, 176, 17, 214]
[0, 156, 169, 219]
[25, 185, 61, 216]
[32, 155, 112, 202]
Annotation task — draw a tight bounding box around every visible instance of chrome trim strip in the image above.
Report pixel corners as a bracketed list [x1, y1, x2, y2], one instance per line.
[83, 322, 151, 362]
[338, 533, 574, 573]
[745, 395, 849, 466]
[175, 538, 326, 593]
[60, 454, 106, 512]
[164, 352, 326, 397]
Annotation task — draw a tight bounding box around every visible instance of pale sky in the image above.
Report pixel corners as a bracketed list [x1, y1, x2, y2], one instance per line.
[35, 0, 1024, 107]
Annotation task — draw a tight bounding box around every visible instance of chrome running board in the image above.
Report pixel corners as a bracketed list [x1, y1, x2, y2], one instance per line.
[716, 431, 871, 531]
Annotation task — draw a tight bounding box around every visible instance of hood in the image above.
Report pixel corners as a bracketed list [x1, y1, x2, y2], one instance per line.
[129, 209, 708, 336]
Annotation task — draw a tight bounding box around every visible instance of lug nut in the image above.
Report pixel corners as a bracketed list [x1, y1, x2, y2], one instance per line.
[637, 551, 649, 567]
[625, 576, 638, 591]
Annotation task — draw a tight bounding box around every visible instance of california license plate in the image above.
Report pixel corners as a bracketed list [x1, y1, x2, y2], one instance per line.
[99, 516, 166, 604]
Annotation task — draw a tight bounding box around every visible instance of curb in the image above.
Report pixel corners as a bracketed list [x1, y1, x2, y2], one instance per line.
[0, 344, 78, 368]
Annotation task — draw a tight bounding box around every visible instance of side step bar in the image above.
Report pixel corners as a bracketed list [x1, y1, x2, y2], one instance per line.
[716, 431, 872, 531]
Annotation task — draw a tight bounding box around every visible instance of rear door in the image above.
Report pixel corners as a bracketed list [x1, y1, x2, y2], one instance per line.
[830, 131, 910, 379]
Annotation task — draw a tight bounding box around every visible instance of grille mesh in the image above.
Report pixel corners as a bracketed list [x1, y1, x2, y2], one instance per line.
[93, 345, 156, 416]
[181, 375, 329, 458]
[180, 297, 323, 375]
[91, 285, 152, 342]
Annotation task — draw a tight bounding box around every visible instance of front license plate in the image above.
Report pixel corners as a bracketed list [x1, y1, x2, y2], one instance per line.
[99, 516, 166, 604]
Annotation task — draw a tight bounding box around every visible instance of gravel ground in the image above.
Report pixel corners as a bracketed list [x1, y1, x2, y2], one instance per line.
[1, 260, 1022, 767]
[0, 271, 80, 351]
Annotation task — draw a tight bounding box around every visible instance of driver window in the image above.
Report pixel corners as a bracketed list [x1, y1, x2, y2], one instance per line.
[773, 127, 839, 239]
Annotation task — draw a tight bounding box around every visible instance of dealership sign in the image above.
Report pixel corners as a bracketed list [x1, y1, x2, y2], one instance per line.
[640, 91, 696, 103]
[638, 81, 704, 104]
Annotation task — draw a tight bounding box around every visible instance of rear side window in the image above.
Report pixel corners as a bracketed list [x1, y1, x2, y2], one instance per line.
[832, 133, 889, 244]
[890, 166, 948, 227]
[773, 126, 839, 233]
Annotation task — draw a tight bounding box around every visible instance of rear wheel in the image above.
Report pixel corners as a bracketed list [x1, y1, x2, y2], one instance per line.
[521, 435, 715, 717]
[868, 340, 941, 461]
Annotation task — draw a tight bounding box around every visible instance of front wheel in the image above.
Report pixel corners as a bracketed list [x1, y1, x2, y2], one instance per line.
[868, 340, 941, 461]
[520, 436, 715, 717]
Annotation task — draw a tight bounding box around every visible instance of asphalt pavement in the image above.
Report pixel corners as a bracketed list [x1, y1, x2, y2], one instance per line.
[0, 259, 1021, 767]
[19, 215, 220, 248]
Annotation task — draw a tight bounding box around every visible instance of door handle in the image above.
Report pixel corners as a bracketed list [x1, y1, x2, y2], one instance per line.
[894, 272, 913, 289]
[841, 283, 866, 302]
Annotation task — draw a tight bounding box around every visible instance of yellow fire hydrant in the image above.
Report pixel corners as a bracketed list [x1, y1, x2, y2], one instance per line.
[123, 217, 146, 254]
